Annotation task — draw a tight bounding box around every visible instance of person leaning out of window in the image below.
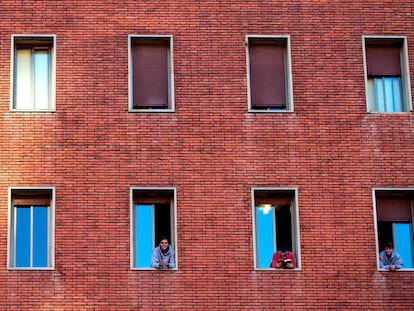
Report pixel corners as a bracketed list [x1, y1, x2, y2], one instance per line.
[271, 244, 295, 269]
[151, 236, 175, 269]
[379, 242, 403, 271]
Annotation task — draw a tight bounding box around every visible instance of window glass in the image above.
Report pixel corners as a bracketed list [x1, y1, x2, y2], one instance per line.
[256, 205, 275, 268]
[15, 49, 32, 110]
[394, 223, 413, 268]
[34, 50, 50, 110]
[14, 205, 49, 268]
[135, 204, 154, 268]
[15, 207, 31, 267]
[33, 206, 49, 267]
[367, 77, 402, 112]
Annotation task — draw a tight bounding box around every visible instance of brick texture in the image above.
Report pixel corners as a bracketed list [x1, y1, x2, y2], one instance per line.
[0, 1, 414, 310]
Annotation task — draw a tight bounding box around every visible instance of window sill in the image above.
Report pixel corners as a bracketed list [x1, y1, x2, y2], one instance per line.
[366, 110, 411, 114]
[129, 108, 174, 113]
[378, 268, 414, 272]
[131, 267, 178, 271]
[249, 109, 294, 113]
[8, 267, 54, 271]
[10, 109, 56, 113]
[255, 267, 301, 271]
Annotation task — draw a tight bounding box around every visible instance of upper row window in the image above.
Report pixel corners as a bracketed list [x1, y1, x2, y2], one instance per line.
[128, 35, 174, 112]
[11, 35, 56, 111]
[8, 34, 412, 113]
[246, 36, 294, 112]
[364, 36, 412, 113]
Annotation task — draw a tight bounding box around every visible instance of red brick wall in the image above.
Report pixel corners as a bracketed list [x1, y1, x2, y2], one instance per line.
[0, 1, 413, 310]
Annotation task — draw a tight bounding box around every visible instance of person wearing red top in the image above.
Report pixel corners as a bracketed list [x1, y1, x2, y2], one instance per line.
[271, 244, 295, 269]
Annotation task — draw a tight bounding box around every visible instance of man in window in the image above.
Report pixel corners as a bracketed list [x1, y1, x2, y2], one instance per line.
[379, 242, 403, 271]
[151, 236, 175, 269]
[270, 244, 295, 269]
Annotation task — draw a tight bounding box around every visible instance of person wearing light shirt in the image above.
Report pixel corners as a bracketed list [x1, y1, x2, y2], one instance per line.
[379, 242, 403, 271]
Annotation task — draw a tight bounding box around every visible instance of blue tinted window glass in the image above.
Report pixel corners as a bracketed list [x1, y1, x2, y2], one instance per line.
[394, 223, 413, 268]
[374, 78, 385, 111]
[135, 204, 154, 268]
[15, 207, 31, 267]
[391, 77, 402, 112]
[256, 206, 275, 268]
[374, 77, 402, 112]
[33, 206, 48, 267]
[383, 78, 395, 112]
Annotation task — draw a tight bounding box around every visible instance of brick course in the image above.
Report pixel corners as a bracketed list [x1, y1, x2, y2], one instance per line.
[0, 0, 414, 310]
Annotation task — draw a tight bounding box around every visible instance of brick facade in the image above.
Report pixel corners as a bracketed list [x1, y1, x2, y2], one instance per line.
[1, 1, 414, 310]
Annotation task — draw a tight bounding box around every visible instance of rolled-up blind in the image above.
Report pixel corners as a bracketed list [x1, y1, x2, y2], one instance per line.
[255, 195, 292, 206]
[249, 42, 286, 108]
[366, 45, 401, 77]
[13, 194, 51, 206]
[132, 39, 169, 108]
[376, 196, 412, 222]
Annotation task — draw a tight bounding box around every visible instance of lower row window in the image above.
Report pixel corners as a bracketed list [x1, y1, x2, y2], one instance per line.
[8, 187, 54, 269]
[375, 189, 414, 269]
[131, 188, 176, 269]
[7, 187, 414, 271]
[253, 188, 300, 269]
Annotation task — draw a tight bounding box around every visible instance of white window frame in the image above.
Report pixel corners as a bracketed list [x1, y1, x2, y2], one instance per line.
[251, 187, 301, 270]
[372, 188, 414, 271]
[363, 36, 412, 113]
[130, 187, 177, 270]
[246, 35, 294, 113]
[10, 34, 56, 112]
[8, 186, 55, 270]
[128, 35, 175, 112]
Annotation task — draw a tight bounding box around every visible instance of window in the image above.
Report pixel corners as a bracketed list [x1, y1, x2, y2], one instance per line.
[130, 188, 176, 269]
[246, 36, 293, 111]
[8, 187, 55, 269]
[11, 35, 56, 111]
[374, 189, 414, 269]
[252, 188, 300, 269]
[364, 37, 412, 112]
[129, 35, 174, 111]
